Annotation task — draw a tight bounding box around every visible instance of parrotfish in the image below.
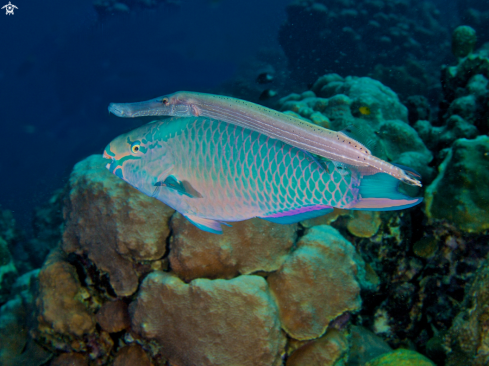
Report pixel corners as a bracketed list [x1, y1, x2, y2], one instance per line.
[103, 116, 422, 234]
[107, 91, 422, 187]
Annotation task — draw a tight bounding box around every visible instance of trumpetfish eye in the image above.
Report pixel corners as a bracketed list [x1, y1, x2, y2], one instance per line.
[131, 143, 140, 153]
[162, 97, 169, 105]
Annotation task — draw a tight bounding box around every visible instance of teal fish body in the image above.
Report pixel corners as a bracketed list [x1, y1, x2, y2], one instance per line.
[103, 117, 422, 233]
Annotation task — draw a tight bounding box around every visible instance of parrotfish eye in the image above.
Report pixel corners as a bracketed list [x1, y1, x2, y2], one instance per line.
[131, 143, 140, 153]
[162, 97, 169, 105]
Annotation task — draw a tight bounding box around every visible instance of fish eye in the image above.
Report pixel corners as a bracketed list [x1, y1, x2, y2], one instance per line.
[131, 144, 140, 153]
[162, 97, 169, 105]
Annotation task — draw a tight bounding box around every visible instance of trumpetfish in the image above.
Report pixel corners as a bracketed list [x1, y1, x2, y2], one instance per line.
[103, 116, 422, 234]
[108, 91, 422, 187]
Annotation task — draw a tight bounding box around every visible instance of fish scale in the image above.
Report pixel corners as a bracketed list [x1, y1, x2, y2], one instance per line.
[162, 118, 357, 219]
[104, 116, 422, 234]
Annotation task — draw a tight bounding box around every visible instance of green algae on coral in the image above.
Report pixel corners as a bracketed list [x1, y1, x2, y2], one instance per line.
[366, 349, 435, 366]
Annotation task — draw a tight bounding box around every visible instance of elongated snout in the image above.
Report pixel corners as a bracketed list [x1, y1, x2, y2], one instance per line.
[108, 95, 194, 118]
[108, 97, 174, 117]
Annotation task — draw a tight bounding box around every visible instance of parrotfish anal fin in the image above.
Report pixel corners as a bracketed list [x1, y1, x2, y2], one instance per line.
[155, 175, 203, 198]
[351, 172, 423, 211]
[260, 205, 334, 224]
[184, 215, 231, 234]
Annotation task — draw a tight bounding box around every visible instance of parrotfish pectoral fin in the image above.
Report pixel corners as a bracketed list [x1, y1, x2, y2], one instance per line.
[351, 172, 423, 211]
[260, 205, 334, 224]
[184, 215, 228, 234]
[155, 175, 203, 198]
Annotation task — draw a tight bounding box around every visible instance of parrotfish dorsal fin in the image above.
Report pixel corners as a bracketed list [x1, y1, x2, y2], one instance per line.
[155, 175, 203, 198]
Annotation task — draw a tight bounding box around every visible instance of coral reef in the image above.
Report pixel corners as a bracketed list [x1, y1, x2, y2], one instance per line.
[285, 328, 349, 366]
[268, 225, 369, 340]
[444, 257, 489, 366]
[347, 207, 489, 363]
[131, 272, 285, 366]
[0, 237, 17, 305]
[452, 26, 477, 58]
[425, 136, 489, 233]
[432, 34, 489, 141]
[0, 270, 52, 366]
[348, 325, 392, 366]
[169, 213, 296, 281]
[62, 155, 174, 297]
[33, 249, 112, 362]
[458, 0, 489, 46]
[278, 75, 434, 181]
[366, 349, 435, 366]
[278, 0, 449, 98]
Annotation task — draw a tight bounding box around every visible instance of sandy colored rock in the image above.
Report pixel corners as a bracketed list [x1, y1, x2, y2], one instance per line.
[170, 213, 296, 281]
[286, 328, 348, 366]
[366, 349, 435, 366]
[268, 225, 366, 340]
[425, 136, 489, 233]
[347, 211, 382, 238]
[95, 300, 130, 333]
[36, 249, 95, 337]
[51, 353, 88, 366]
[113, 345, 152, 366]
[62, 155, 174, 296]
[130, 271, 285, 366]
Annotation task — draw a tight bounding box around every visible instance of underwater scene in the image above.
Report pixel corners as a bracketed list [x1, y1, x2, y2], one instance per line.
[1, 0, 489, 365]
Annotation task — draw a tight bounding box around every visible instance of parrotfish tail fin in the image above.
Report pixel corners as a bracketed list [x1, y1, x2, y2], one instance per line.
[260, 205, 334, 224]
[184, 214, 232, 234]
[351, 173, 423, 211]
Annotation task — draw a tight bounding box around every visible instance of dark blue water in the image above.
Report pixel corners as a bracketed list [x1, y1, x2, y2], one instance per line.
[0, 0, 288, 230]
